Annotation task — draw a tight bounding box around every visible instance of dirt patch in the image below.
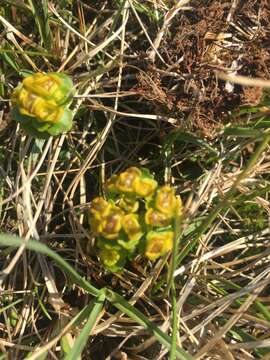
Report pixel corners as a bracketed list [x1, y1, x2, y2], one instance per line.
[133, 0, 270, 137]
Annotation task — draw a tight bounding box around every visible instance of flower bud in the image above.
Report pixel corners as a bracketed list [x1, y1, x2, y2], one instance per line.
[133, 177, 158, 198]
[122, 214, 143, 242]
[118, 196, 139, 213]
[99, 248, 120, 267]
[145, 230, 174, 260]
[155, 186, 182, 217]
[145, 208, 171, 227]
[105, 174, 119, 194]
[115, 167, 142, 193]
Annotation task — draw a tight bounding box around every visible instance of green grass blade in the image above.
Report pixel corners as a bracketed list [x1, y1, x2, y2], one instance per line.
[64, 293, 105, 360]
[169, 283, 178, 360]
[0, 299, 23, 314]
[223, 127, 263, 137]
[27, 0, 52, 50]
[0, 233, 101, 297]
[163, 131, 218, 155]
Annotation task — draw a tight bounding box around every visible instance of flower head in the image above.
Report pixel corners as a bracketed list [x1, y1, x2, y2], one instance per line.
[155, 186, 182, 217]
[145, 208, 171, 227]
[145, 231, 174, 260]
[133, 177, 158, 198]
[89, 168, 183, 271]
[101, 208, 123, 239]
[89, 197, 111, 220]
[122, 214, 143, 242]
[89, 197, 123, 240]
[11, 72, 74, 137]
[115, 167, 142, 193]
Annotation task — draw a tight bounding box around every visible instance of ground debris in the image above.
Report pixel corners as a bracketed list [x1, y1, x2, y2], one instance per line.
[134, 0, 270, 136]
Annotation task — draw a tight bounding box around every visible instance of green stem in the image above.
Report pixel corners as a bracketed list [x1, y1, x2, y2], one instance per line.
[169, 282, 178, 360]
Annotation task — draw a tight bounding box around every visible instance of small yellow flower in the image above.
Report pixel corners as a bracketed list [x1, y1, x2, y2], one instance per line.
[155, 186, 182, 217]
[89, 198, 123, 239]
[99, 248, 120, 268]
[89, 197, 111, 220]
[118, 196, 139, 213]
[133, 177, 158, 198]
[116, 167, 142, 193]
[145, 231, 174, 260]
[101, 208, 123, 239]
[145, 208, 171, 227]
[122, 214, 143, 241]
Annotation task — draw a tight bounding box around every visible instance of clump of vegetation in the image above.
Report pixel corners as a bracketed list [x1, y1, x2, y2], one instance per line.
[89, 167, 182, 271]
[11, 72, 74, 137]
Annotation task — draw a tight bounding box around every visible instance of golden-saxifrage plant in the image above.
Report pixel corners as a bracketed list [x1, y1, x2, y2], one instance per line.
[11, 72, 74, 138]
[89, 167, 183, 272]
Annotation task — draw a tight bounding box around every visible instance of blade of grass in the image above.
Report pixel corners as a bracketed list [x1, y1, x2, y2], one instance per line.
[64, 293, 105, 360]
[166, 216, 184, 359]
[26, 300, 105, 360]
[27, 0, 52, 50]
[163, 130, 218, 155]
[0, 49, 55, 57]
[169, 282, 178, 360]
[0, 299, 23, 315]
[223, 127, 263, 137]
[0, 234, 101, 297]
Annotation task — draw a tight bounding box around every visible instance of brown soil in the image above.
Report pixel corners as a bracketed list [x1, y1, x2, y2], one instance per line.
[133, 0, 270, 137]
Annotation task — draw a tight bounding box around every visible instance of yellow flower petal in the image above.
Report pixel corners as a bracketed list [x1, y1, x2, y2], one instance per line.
[155, 186, 182, 217]
[101, 211, 123, 239]
[89, 197, 111, 220]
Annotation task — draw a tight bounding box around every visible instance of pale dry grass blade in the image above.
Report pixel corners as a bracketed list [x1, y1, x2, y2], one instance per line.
[149, 0, 191, 62]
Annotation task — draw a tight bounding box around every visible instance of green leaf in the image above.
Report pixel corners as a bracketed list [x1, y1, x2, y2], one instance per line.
[163, 131, 218, 155]
[223, 126, 262, 137]
[11, 106, 73, 138]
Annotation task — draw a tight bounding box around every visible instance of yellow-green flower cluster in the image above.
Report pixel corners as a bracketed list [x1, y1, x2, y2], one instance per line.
[89, 167, 183, 272]
[11, 72, 74, 138]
